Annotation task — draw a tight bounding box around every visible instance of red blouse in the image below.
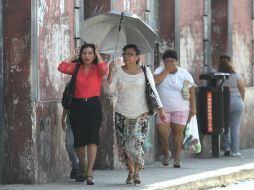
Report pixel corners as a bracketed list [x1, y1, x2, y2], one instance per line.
[58, 61, 108, 98]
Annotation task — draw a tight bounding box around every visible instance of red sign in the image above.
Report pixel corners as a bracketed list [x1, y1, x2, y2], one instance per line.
[207, 91, 213, 133]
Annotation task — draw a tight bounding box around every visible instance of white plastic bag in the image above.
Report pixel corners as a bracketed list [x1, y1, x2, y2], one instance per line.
[182, 115, 201, 153]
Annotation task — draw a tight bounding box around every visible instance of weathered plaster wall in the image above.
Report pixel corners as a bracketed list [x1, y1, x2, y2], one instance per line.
[35, 0, 75, 183]
[3, 1, 34, 183]
[231, 0, 252, 86]
[211, 0, 228, 69]
[38, 0, 74, 100]
[33, 102, 68, 183]
[0, 0, 7, 183]
[3, 0, 33, 183]
[159, 0, 175, 48]
[230, 0, 254, 149]
[179, 0, 204, 82]
[84, 0, 111, 18]
[240, 87, 254, 148]
[112, 0, 146, 16]
[2, 0, 75, 183]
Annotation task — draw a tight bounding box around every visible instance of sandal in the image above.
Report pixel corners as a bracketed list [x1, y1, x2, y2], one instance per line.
[133, 173, 141, 184]
[86, 175, 95, 185]
[173, 163, 181, 168]
[125, 173, 134, 184]
[162, 151, 172, 166]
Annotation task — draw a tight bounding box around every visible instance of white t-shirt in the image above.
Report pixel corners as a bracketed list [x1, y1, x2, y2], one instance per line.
[108, 66, 162, 118]
[154, 66, 194, 112]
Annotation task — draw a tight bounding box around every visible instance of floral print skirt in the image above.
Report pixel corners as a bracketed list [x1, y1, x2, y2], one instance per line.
[115, 112, 149, 170]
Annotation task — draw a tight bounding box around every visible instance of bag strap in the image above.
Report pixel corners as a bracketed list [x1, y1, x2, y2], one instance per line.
[70, 63, 81, 83]
[141, 65, 149, 84]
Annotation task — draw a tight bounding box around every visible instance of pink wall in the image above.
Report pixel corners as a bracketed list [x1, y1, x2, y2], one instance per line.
[4, 0, 33, 183]
[112, 0, 146, 17]
[158, 0, 175, 56]
[211, 0, 228, 69]
[231, 0, 252, 86]
[179, 0, 204, 83]
[38, 0, 74, 100]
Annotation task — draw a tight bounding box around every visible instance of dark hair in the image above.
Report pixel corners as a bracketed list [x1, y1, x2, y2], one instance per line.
[122, 44, 140, 64]
[218, 54, 235, 73]
[163, 49, 178, 61]
[76, 43, 98, 64]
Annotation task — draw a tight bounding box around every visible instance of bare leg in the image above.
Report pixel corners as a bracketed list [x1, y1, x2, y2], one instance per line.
[134, 163, 141, 184]
[157, 123, 171, 159]
[171, 123, 185, 164]
[126, 158, 134, 174]
[134, 163, 139, 176]
[75, 146, 86, 176]
[86, 144, 97, 176]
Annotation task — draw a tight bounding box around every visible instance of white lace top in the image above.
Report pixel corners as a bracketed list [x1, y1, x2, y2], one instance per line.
[108, 66, 163, 118]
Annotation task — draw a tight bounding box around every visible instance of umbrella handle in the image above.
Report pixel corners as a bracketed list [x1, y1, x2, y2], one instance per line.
[118, 12, 124, 32]
[115, 12, 125, 56]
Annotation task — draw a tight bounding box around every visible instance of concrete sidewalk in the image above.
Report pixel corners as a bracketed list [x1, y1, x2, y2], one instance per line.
[1, 149, 254, 190]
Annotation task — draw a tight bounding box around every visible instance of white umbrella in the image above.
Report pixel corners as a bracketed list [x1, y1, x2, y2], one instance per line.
[80, 10, 158, 56]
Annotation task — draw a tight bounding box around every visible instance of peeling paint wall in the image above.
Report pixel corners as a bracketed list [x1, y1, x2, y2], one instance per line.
[3, 0, 34, 183]
[35, 0, 75, 183]
[179, 0, 204, 82]
[33, 102, 68, 183]
[231, 0, 252, 86]
[211, 0, 228, 69]
[84, 0, 111, 18]
[240, 87, 254, 148]
[38, 0, 74, 100]
[112, 0, 145, 16]
[0, 0, 7, 183]
[2, 0, 75, 183]
[159, 0, 175, 52]
[231, 0, 254, 150]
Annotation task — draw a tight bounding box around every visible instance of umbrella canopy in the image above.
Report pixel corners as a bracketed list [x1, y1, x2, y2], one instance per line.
[80, 10, 158, 56]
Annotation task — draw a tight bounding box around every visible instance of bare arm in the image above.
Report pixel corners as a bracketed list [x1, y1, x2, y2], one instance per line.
[153, 70, 169, 86]
[237, 79, 245, 100]
[189, 86, 196, 116]
[107, 62, 116, 84]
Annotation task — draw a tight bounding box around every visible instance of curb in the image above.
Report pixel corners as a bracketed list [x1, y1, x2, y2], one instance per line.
[144, 163, 254, 190]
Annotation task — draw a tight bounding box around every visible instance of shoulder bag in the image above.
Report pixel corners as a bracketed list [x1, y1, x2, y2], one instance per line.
[141, 65, 160, 116]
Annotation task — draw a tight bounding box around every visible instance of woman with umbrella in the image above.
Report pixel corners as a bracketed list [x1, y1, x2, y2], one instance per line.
[107, 44, 165, 184]
[58, 43, 108, 185]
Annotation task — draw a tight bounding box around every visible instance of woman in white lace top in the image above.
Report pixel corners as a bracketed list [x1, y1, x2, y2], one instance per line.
[107, 44, 165, 185]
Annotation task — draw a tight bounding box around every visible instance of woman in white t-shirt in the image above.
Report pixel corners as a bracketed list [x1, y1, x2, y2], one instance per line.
[154, 49, 196, 168]
[107, 44, 165, 184]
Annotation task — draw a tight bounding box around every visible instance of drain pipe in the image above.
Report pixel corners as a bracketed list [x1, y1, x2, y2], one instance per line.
[74, 0, 81, 48]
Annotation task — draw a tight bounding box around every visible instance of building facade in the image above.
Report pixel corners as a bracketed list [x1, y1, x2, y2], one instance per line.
[0, 0, 254, 183]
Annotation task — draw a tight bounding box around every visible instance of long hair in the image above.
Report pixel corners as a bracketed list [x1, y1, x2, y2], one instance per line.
[218, 55, 235, 73]
[74, 43, 98, 65]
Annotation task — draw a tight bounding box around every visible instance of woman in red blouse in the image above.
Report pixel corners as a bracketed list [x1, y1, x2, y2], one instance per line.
[58, 43, 108, 185]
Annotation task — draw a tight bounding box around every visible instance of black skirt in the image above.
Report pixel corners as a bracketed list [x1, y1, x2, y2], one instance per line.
[70, 97, 102, 147]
